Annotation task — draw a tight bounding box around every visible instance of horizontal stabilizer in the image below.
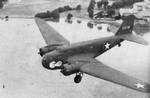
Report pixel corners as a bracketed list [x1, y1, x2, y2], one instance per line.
[118, 34, 149, 45]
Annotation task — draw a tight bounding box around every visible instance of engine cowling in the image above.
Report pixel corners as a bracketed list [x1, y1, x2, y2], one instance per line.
[38, 44, 62, 56]
[60, 64, 80, 76]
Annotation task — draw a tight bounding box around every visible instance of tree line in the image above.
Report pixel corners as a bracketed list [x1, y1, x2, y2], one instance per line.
[0, 0, 8, 9]
[111, 0, 144, 9]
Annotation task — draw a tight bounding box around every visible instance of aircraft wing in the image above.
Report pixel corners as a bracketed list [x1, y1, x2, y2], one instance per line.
[68, 56, 150, 93]
[35, 18, 70, 45]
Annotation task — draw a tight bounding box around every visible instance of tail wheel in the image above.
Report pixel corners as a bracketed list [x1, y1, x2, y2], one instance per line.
[118, 43, 121, 47]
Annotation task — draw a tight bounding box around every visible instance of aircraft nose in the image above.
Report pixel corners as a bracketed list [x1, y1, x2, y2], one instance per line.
[42, 58, 49, 69]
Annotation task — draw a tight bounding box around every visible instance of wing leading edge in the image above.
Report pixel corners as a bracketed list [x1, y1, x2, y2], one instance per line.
[69, 56, 150, 93]
[35, 18, 70, 45]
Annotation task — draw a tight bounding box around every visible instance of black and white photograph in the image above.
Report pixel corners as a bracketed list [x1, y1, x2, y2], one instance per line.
[0, 0, 150, 98]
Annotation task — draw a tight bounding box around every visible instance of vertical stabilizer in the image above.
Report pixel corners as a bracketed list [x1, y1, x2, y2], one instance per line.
[115, 15, 148, 45]
[115, 15, 135, 35]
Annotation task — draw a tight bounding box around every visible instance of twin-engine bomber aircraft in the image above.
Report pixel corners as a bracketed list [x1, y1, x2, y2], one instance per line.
[35, 15, 150, 93]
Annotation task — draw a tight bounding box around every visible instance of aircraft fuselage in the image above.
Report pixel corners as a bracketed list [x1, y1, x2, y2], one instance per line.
[42, 36, 123, 69]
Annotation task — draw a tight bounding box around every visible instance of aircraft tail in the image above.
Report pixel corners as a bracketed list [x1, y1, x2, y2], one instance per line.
[115, 15, 148, 45]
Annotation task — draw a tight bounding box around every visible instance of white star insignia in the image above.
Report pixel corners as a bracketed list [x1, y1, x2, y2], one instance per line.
[104, 42, 110, 49]
[135, 83, 145, 89]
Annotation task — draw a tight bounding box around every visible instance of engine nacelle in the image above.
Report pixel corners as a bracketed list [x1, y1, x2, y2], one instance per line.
[38, 44, 62, 56]
[60, 64, 80, 76]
